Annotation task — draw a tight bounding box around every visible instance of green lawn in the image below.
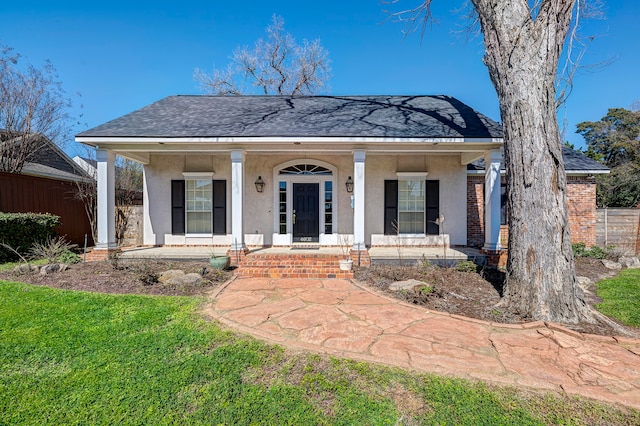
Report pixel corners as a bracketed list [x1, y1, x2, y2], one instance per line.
[1, 281, 638, 425]
[596, 268, 640, 327]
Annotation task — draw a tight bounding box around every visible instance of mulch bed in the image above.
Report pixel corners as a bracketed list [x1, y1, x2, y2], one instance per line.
[0, 258, 233, 297]
[355, 257, 632, 336]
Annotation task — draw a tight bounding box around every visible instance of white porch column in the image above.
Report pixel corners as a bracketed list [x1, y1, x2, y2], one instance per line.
[96, 149, 116, 249]
[230, 149, 246, 251]
[483, 150, 503, 251]
[142, 165, 154, 245]
[352, 150, 366, 250]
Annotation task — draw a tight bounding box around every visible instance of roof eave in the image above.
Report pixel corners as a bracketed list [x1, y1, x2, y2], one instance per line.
[76, 135, 504, 144]
[467, 169, 610, 175]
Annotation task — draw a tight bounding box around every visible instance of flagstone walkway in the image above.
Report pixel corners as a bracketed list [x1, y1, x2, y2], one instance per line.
[205, 277, 640, 409]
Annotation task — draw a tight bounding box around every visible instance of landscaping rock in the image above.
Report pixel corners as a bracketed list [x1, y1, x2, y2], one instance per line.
[389, 279, 426, 291]
[40, 264, 61, 275]
[158, 269, 185, 283]
[619, 256, 640, 269]
[12, 263, 39, 275]
[158, 269, 203, 286]
[182, 273, 203, 285]
[602, 259, 622, 271]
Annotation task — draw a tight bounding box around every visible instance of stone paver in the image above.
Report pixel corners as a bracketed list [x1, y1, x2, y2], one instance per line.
[207, 277, 640, 409]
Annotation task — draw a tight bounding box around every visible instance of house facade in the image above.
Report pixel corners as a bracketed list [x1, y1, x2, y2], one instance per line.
[75, 95, 607, 261]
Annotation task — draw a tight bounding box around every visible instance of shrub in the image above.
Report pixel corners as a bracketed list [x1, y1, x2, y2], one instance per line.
[455, 260, 478, 273]
[418, 285, 433, 294]
[572, 243, 587, 257]
[29, 236, 78, 264]
[58, 250, 81, 264]
[572, 243, 613, 259]
[0, 213, 60, 262]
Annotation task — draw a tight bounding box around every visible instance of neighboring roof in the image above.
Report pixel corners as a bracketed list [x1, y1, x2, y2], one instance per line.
[467, 146, 610, 174]
[1, 133, 92, 182]
[72, 156, 97, 178]
[77, 156, 97, 168]
[77, 95, 503, 140]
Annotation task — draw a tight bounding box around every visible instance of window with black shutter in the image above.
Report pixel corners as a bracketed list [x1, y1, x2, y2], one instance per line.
[171, 180, 185, 235]
[383, 179, 439, 235]
[171, 179, 226, 235]
[212, 180, 226, 235]
[426, 180, 440, 235]
[384, 180, 398, 235]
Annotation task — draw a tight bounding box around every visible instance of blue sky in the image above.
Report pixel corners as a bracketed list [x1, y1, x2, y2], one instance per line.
[2, 1, 639, 157]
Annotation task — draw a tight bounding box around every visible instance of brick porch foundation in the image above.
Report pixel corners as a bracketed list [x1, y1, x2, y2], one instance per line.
[350, 249, 371, 267]
[84, 248, 119, 262]
[481, 248, 508, 268]
[227, 248, 250, 266]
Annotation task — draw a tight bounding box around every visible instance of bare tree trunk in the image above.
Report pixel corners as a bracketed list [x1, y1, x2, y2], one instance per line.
[74, 178, 97, 244]
[473, 0, 591, 323]
[115, 205, 131, 246]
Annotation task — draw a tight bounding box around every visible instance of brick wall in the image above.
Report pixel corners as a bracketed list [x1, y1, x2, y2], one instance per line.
[467, 176, 485, 247]
[467, 175, 597, 248]
[567, 176, 597, 246]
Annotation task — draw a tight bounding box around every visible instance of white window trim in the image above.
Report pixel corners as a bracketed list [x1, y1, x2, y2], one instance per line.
[182, 172, 214, 179]
[182, 172, 215, 236]
[396, 172, 428, 178]
[396, 172, 428, 235]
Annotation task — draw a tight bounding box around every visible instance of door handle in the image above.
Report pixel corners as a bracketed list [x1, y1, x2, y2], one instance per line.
[293, 212, 296, 224]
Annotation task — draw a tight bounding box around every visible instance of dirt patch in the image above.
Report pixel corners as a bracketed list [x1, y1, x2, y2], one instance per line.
[0, 258, 233, 296]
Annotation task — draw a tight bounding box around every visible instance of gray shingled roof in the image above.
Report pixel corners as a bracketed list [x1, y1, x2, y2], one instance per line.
[468, 146, 610, 173]
[1, 133, 90, 182]
[77, 95, 503, 139]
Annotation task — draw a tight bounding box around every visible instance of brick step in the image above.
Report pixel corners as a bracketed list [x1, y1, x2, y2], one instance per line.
[240, 254, 346, 266]
[235, 253, 353, 279]
[235, 267, 353, 279]
[241, 260, 344, 267]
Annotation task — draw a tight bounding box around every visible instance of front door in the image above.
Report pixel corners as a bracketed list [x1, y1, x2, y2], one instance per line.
[293, 183, 319, 242]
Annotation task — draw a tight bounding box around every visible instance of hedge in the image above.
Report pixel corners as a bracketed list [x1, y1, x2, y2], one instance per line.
[0, 213, 60, 262]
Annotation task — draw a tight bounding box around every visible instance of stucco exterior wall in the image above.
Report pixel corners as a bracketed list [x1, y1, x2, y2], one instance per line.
[365, 154, 468, 246]
[143, 154, 231, 245]
[143, 152, 467, 247]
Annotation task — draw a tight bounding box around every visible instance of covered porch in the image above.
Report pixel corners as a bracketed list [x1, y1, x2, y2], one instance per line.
[76, 95, 506, 269]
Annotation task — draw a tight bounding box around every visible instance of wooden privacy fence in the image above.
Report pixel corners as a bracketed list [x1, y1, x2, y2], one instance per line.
[0, 172, 93, 247]
[596, 208, 640, 254]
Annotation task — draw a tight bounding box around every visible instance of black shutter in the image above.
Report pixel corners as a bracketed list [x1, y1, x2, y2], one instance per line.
[500, 183, 507, 225]
[212, 180, 226, 235]
[384, 180, 398, 235]
[426, 180, 439, 235]
[171, 180, 185, 235]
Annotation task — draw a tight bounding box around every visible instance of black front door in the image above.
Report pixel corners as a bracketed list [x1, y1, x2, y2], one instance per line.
[293, 183, 319, 242]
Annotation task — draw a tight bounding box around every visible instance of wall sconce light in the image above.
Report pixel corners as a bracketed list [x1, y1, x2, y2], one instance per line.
[254, 176, 265, 193]
[345, 176, 354, 193]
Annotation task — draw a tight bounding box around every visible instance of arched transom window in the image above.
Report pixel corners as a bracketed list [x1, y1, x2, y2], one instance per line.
[279, 164, 332, 175]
